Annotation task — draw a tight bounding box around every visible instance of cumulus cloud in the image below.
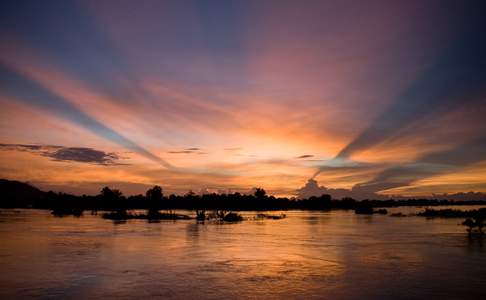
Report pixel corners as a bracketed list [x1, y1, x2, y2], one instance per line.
[296, 178, 386, 200]
[0, 143, 123, 165]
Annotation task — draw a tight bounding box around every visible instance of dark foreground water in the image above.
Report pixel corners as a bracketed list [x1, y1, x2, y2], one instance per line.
[0, 208, 485, 299]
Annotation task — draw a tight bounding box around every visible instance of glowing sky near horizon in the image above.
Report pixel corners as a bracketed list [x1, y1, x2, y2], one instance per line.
[0, 0, 485, 197]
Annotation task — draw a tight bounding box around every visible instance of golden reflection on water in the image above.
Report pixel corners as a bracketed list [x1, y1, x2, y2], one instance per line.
[0, 208, 485, 299]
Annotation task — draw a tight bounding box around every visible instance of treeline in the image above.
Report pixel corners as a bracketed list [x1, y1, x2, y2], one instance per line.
[1, 179, 486, 211]
[12, 186, 337, 211]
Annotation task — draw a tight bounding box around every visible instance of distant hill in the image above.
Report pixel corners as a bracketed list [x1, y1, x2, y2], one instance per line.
[0, 179, 45, 207]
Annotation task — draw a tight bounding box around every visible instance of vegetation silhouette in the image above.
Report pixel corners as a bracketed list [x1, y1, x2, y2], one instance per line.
[146, 185, 163, 217]
[254, 188, 266, 200]
[193, 210, 244, 222]
[255, 213, 286, 220]
[195, 210, 206, 221]
[51, 207, 83, 217]
[102, 210, 191, 221]
[354, 202, 388, 215]
[354, 202, 374, 214]
[216, 211, 243, 222]
[417, 208, 486, 218]
[462, 217, 484, 235]
[390, 212, 406, 217]
[3, 179, 486, 234]
[1, 179, 486, 215]
[416, 208, 486, 235]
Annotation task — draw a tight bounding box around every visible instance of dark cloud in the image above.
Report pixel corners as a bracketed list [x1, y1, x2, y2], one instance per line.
[0, 143, 123, 165]
[168, 147, 205, 154]
[168, 150, 194, 154]
[296, 155, 313, 159]
[47, 147, 120, 165]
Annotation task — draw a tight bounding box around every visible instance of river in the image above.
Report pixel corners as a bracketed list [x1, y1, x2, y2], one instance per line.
[0, 207, 485, 299]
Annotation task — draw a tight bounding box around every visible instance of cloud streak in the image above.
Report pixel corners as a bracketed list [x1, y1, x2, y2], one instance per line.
[336, 4, 486, 160]
[0, 64, 174, 169]
[354, 135, 486, 195]
[311, 2, 486, 187]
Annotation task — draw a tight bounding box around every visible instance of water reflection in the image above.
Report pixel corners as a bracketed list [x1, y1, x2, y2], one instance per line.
[0, 208, 485, 299]
[466, 235, 484, 252]
[185, 223, 202, 242]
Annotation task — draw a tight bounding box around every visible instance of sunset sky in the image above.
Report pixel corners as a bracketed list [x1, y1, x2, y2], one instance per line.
[1, 0, 485, 198]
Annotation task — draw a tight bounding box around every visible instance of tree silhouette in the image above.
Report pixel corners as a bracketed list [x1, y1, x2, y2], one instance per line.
[463, 218, 475, 233]
[254, 188, 266, 200]
[100, 186, 124, 213]
[462, 216, 485, 235]
[146, 185, 163, 216]
[2, 179, 486, 216]
[100, 186, 122, 201]
[146, 185, 163, 201]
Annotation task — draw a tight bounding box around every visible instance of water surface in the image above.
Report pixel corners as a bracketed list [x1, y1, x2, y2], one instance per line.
[0, 208, 485, 299]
